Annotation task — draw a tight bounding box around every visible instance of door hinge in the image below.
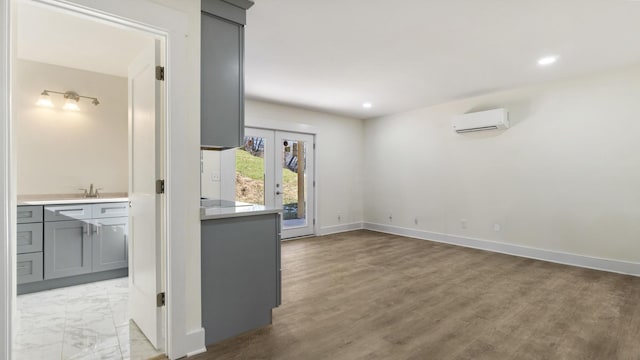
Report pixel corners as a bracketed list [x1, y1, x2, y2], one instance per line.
[313, 143, 316, 150]
[313, 180, 316, 187]
[157, 292, 166, 307]
[156, 179, 165, 194]
[156, 66, 165, 81]
[313, 218, 316, 225]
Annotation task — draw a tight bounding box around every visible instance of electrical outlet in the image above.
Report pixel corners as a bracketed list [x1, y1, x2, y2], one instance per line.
[414, 217, 418, 225]
[493, 223, 501, 232]
[460, 218, 468, 229]
[337, 213, 342, 223]
[388, 214, 393, 223]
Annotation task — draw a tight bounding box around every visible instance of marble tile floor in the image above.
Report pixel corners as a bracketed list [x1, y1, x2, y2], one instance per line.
[14, 277, 164, 360]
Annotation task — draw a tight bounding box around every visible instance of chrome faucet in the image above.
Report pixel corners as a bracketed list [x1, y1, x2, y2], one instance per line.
[79, 183, 102, 198]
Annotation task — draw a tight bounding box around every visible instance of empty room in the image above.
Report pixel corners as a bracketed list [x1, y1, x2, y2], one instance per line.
[1, 1, 639, 360]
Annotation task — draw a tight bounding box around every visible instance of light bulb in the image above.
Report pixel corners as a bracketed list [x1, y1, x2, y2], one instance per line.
[36, 91, 53, 108]
[62, 98, 80, 111]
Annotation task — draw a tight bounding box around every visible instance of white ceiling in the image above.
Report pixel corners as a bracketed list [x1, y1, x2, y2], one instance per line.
[16, 2, 152, 77]
[245, 0, 640, 119]
[16, 1, 640, 119]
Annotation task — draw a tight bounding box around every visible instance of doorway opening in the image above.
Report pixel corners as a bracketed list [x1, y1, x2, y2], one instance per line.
[235, 128, 316, 239]
[11, 2, 166, 359]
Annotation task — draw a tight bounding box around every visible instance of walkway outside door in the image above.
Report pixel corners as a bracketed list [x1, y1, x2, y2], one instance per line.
[236, 128, 315, 239]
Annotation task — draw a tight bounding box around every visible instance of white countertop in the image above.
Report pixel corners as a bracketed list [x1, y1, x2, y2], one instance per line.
[18, 196, 129, 206]
[200, 204, 282, 220]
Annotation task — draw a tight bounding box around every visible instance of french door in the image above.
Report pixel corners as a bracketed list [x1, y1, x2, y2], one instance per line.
[236, 128, 315, 239]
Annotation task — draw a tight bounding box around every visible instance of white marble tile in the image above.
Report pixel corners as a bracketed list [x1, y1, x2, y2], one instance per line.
[109, 299, 129, 328]
[16, 278, 162, 360]
[65, 344, 122, 360]
[13, 341, 63, 360]
[117, 322, 163, 360]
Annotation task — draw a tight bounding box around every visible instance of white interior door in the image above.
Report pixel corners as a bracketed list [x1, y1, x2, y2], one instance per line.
[236, 129, 315, 239]
[128, 40, 164, 349]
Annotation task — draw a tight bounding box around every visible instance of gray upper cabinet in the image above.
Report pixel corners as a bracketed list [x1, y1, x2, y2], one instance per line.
[92, 217, 128, 272]
[44, 220, 92, 279]
[201, 0, 254, 149]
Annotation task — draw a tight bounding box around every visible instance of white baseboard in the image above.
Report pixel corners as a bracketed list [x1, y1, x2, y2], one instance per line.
[318, 222, 363, 236]
[363, 222, 640, 277]
[183, 328, 206, 358]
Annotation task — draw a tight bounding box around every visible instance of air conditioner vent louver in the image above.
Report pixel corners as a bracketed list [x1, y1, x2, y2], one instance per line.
[452, 108, 509, 133]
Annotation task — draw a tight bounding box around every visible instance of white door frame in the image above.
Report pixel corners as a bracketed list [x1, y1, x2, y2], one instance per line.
[1, 1, 202, 359]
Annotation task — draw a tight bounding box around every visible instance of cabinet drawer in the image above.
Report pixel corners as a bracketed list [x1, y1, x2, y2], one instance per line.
[45, 204, 92, 222]
[92, 202, 128, 218]
[17, 223, 43, 254]
[17, 205, 43, 223]
[17, 252, 43, 284]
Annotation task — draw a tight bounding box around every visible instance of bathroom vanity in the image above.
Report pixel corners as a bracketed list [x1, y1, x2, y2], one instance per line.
[17, 196, 129, 294]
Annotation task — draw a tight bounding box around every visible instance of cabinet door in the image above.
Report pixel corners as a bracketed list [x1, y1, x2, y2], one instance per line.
[92, 217, 128, 272]
[44, 220, 92, 279]
[201, 12, 244, 148]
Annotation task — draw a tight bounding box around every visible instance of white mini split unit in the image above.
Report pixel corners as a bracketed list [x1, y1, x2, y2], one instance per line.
[452, 108, 509, 133]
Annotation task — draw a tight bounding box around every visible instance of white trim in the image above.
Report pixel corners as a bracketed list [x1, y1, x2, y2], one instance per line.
[318, 222, 363, 236]
[363, 223, 640, 277]
[183, 328, 206, 357]
[1, 0, 12, 359]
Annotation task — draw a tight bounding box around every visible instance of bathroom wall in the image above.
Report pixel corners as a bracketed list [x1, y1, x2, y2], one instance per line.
[14, 59, 128, 196]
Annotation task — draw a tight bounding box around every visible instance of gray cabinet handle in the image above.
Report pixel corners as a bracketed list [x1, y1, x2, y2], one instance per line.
[83, 223, 89, 235]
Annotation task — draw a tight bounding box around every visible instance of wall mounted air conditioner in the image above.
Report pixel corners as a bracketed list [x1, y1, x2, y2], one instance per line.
[452, 108, 509, 133]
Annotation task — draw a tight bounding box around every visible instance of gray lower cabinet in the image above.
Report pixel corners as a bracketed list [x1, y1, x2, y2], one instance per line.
[17, 252, 43, 284]
[44, 220, 92, 279]
[17, 205, 44, 285]
[201, 213, 281, 345]
[92, 217, 128, 272]
[17, 202, 129, 292]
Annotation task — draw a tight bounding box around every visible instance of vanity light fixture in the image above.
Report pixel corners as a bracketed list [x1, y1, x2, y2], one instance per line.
[36, 89, 100, 110]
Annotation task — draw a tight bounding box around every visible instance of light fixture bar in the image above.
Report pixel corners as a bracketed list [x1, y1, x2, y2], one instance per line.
[39, 89, 100, 107]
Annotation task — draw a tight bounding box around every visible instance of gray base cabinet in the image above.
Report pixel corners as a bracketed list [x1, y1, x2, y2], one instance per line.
[17, 202, 128, 293]
[201, 213, 281, 345]
[16, 205, 43, 285]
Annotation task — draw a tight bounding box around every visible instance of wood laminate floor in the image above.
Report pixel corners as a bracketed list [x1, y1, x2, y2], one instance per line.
[191, 230, 640, 360]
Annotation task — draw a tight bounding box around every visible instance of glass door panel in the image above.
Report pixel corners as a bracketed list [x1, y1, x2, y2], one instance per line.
[235, 128, 275, 207]
[276, 131, 314, 238]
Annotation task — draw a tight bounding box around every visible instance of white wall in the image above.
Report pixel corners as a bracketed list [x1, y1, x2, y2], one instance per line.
[2, 1, 203, 359]
[364, 64, 640, 266]
[201, 150, 221, 199]
[246, 100, 365, 234]
[14, 60, 128, 195]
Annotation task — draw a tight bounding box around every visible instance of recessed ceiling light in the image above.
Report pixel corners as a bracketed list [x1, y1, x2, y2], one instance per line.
[538, 56, 559, 66]
[362, 102, 372, 109]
